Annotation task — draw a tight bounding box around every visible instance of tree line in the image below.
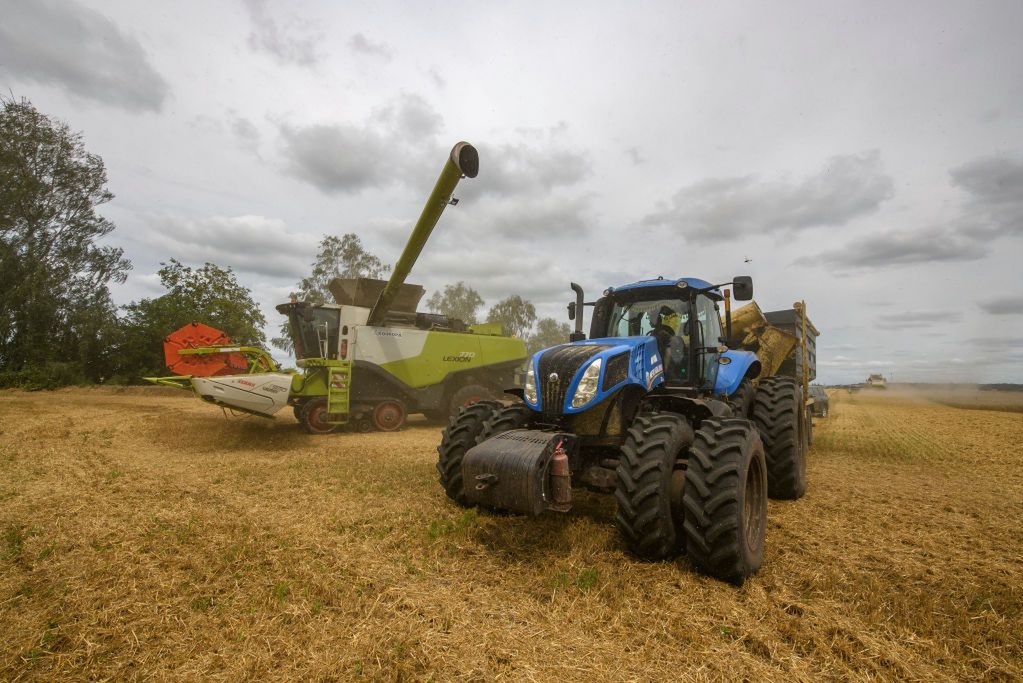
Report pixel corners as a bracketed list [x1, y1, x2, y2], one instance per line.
[0, 98, 568, 389]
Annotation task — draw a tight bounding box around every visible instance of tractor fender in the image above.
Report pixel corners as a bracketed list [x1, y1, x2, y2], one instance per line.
[714, 350, 761, 396]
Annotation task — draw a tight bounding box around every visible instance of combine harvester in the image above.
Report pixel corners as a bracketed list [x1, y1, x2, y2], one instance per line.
[436, 276, 818, 583]
[148, 142, 527, 433]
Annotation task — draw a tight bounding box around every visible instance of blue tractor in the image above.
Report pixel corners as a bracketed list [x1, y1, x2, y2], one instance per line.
[436, 276, 810, 584]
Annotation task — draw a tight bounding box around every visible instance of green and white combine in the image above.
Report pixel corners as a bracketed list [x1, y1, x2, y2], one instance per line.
[150, 142, 527, 433]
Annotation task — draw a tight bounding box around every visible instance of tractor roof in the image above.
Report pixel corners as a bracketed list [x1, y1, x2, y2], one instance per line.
[609, 277, 721, 298]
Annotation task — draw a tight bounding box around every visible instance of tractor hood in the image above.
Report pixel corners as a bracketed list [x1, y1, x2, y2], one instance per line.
[525, 337, 663, 414]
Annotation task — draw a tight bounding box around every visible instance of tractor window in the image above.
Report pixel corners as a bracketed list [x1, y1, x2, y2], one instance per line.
[695, 295, 722, 390]
[606, 298, 688, 339]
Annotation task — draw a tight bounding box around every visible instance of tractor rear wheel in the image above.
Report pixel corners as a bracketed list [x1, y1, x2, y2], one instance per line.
[436, 401, 502, 505]
[448, 384, 497, 418]
[751, 377, 807, 500]
[614, 410, 689, 561]
[682, 417, 766, 584]
[479, 403, 535, 441]
[300, 398, 339, 435]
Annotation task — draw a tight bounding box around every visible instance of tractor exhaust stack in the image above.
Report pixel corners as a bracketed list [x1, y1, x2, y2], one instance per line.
[367, 142, 479, 326]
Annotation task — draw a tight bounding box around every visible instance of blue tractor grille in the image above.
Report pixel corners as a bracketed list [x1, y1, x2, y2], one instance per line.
[537, 344, 612, 413]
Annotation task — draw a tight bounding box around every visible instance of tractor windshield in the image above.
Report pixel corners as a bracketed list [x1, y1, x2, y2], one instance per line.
[606, 298, 689, 338]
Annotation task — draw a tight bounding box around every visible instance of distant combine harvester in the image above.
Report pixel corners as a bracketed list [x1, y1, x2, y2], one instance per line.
[866, 373, 887, 389]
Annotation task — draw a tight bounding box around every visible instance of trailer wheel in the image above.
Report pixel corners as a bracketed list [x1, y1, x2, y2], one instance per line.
[372, 400, 406, 432]
[300, 398, 339, 435]
[436, 401, 502, 505]
[682, 418, 766, 584]
[448, 384, 497, 418]
[614, 410, 689, 561]
[751, 377, 807, 500]
[479, 403, 535, 441]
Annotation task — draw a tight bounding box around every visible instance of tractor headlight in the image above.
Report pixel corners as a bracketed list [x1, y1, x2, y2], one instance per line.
[524, 364, 537, 404]
[571, 357, 603, 409]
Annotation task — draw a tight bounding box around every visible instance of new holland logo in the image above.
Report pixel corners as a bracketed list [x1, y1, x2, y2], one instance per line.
[443, 351, 476, 363]
[548, 372, 559, 384]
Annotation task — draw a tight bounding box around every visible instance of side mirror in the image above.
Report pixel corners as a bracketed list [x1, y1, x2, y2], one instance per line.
[567, 301, 576, 321]
[732, 276, 753, 301]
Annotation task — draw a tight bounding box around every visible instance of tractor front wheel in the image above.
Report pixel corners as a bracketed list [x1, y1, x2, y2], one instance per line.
[682, 417, 767, 584]
[436, 401, 502, 505]
[614, 410, 689, 561]
[479, 403, 535, 440]
[300, 398, 339, 435]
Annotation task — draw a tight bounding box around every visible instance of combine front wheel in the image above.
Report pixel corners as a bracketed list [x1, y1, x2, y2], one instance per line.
[682, 418, 767, 584]
[300, 398, 339, 435]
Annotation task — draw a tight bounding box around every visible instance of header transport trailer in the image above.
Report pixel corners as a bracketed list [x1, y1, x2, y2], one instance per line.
[436, 277, 818, 584]
[148, 142, 528, 432]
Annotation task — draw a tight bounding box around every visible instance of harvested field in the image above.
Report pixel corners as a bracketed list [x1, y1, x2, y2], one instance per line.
[1, 387, 1021, 681]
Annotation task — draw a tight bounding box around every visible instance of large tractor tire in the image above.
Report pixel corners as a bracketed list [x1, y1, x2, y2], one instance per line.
[436, 401, 502, 505]
[448, 384, 498, 419]
[727, 379, 756, 419]
[614, 410, 689, 561]
[300, 398, 339, 435]
[479, 403, 535, 440]
[682, 418, 767, 584]
[752, 377, 807, 500]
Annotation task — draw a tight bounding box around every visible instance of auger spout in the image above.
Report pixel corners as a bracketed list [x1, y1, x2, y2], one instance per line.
[366, 142, 479, 326]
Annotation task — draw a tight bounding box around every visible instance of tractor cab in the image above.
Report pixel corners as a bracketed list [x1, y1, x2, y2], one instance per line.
[589, 278, 727, 391]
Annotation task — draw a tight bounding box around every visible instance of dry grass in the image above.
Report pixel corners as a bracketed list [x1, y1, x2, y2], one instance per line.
[1, 386, 1021, 681]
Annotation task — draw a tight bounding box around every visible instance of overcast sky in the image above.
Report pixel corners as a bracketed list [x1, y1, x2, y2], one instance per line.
[2, 0, 1021, 383]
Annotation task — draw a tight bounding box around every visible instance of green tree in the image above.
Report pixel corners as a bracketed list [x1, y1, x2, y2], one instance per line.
[0, 96, 130, 385]
[117, 260, 266, 378]
[487, 295, 536, 338]
[426, 281, 485, 324]
[528, 317, 571, 354]
[273, 233, 389, 351]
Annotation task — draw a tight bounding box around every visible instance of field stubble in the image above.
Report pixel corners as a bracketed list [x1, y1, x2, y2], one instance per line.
[0, 386, 1021, 681]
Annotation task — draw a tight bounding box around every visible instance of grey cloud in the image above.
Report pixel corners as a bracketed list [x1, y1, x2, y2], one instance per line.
[796, 227, 988, 270]
[279, 124, 388, 194]
[979, 296, 1023, 315]
[376, 93, 443, 140]
[625, 147, 645, 165]
[244, 0, 321, 66]
[0, 0, 168, 112]
[876, 310, 962, 330]
[231, 116, 259, 144]
[133, 213, 317, 278]
[643, 151, 894, 244]
[349, 33, 392, 61]
[459, 142, 591, 200]
[950, 156, 1023, 238]
[279, 94, 444, 194]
